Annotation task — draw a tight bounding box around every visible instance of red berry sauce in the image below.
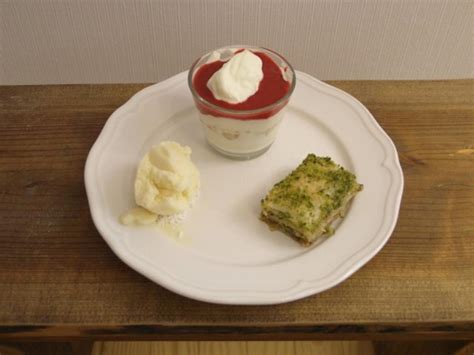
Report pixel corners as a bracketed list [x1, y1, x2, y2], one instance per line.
[192, 51, 290, 120]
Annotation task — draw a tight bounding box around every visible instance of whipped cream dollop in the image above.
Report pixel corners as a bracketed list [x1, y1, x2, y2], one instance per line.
[207, 49, 263, 104]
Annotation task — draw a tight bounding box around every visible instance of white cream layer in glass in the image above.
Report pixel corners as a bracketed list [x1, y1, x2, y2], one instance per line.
[198, 109, 286, 154]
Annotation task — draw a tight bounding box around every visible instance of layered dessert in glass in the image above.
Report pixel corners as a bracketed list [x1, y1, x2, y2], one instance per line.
[188, 45, 296, 159]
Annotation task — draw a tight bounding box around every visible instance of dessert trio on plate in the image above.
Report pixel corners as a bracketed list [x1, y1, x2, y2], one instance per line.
[121, 45, 362, 247]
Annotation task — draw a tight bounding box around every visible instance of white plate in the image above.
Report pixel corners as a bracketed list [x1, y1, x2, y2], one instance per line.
[85, 71, 403, 305]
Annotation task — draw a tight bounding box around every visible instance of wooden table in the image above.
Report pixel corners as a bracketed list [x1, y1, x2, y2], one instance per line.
[0, 80, 473, 341]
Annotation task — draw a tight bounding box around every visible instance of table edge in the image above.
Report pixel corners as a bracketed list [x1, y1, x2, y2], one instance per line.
[1, 322, 473, 341]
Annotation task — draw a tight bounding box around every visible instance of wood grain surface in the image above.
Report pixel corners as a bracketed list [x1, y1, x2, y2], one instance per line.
[91, 341, 374, 355]
[0, 80, 473, 340]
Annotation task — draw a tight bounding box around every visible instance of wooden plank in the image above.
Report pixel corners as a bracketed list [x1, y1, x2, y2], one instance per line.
[1, 323, 473, 341]
[90, 341, 374, 355]
[373, 341, 468, 355]
[454, 342, 474, 355]
[0, 81, 473, 340]
[0, 342, 93, 355]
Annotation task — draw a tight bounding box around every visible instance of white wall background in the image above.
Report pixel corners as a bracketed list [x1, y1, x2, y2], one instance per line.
[1, 0, 472, 84]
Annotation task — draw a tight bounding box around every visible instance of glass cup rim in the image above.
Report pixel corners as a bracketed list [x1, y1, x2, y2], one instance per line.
[187, 45, 296, 116]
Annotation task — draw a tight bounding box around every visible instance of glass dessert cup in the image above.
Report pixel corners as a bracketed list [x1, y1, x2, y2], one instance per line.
[188, 45, 296, 160]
